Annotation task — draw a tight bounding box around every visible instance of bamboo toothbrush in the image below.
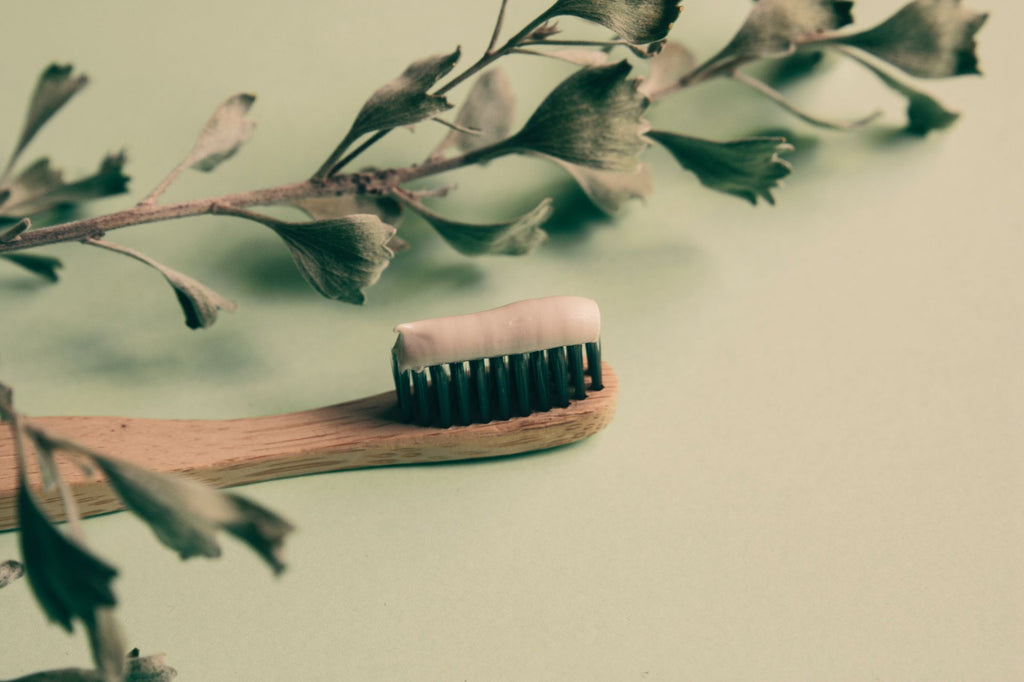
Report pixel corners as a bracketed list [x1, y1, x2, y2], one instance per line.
[0, 296, 616, 530]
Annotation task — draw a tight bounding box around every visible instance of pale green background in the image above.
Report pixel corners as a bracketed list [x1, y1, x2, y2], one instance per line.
[1, 1, 1021, 680]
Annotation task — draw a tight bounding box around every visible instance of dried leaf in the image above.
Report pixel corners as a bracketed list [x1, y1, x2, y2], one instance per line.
[834, 0, 988, 78]
[87, 239, 236, 329]
[840, 47, 960, 134]
[292, 195, 407, 252]
[714, 0, 853, 63]
[47, 151, 129, 205]
[216, 496, 295, 574]
[407, 198, 551, 255]
[432, 68, 515, 159]
[0, 159, 63, 216]
[541, 0, 681, 44]
[275, 216, 397, 302]
[322, 48, 461, 174]
[539, 154, 653, 214]
[3, 152, 130, 217]
[508, 61, 649, 171]
[89, 452, 294, 575]
[2, 253, 63, 282]
[900, 84, 960, 134]
[638, 41, 697, 97]
[215, 204, 395, 301]
[0, 559, 24, 588]
[17, 481, 118, 632]
[293, 194, 404, 225]
[224, 209, 397, 303]
[184, 94, 257, 172]
[169, 279, 236, 330]
[4, 64, 88, 176]
[357, 48, 461, 134]
[650, 131, 793, 205]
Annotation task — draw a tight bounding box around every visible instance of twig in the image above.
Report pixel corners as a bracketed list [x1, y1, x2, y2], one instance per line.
[0, 178, 346, 253]
[137, 160, 190, 206]
[485, 0, 510, 54]
[434, 16, 548, 97]
[323, 129, 391, 178]
[730, 70, 881, 129]
[518, 38, 631, 48]
[0, 141, 513, 254]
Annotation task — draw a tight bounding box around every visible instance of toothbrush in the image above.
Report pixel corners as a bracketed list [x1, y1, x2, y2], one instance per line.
[0, 296, 616, 530]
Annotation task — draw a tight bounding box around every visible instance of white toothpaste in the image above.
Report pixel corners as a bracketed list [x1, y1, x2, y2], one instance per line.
[393, 296, 601, 372]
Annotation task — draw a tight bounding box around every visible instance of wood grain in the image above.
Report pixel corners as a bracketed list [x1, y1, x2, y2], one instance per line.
[0, 363, 616, 531]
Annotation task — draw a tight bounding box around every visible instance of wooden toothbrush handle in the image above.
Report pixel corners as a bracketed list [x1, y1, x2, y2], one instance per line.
[0, 363, 616, 531]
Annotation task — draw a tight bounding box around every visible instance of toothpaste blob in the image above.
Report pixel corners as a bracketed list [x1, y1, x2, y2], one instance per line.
[393, 296, 601, 372]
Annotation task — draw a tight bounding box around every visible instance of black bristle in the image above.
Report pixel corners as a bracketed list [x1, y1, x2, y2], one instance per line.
[412, 370, 431, 426]
[471, 358, 490, 423]
[586, 341, 603, 390]
[529, 350, 551, 412]
[396, 338, 602, 427]
[509, 354, 531, 417]
[392, 355, 414, 422]
[567, 344, 586, 399]
[450, 362, 471, 425]
[549, 346, 570, 408]
[491, 356, 512, 420]
[430, 365, 452, 427]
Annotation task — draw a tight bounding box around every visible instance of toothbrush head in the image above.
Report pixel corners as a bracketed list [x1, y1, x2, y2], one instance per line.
[392, 296, 604, 428]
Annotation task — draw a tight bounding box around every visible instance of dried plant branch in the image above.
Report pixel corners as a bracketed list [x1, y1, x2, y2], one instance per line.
[0, 143, 512, 255]
[3, 383, 290, 679]
[0, 0, 988, 316]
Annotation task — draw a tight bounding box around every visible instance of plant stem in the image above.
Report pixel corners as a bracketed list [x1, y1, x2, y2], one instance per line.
[645, 54, 747, 101]
[137, 160, 189, 206]
[0, 178, 347, 254]
[396, 141, 511, 184]
[485, 0, 510, 54]
[0, 142, 513, 254]
[435, 15, 548, 97]
[730, 69, 880, 129]
[518, 39, 633, 48]
[329, 130, 391, 176]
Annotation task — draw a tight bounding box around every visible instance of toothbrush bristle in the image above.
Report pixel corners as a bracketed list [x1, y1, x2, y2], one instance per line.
[392, 342, 603, 428]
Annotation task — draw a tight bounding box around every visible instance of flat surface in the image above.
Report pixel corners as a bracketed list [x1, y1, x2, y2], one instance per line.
[1, 1, 1021, 680]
